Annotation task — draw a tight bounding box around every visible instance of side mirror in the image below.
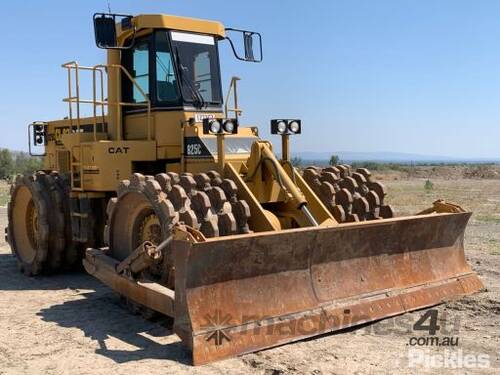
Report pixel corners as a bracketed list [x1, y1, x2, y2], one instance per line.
[225, 28, 263, 63]
[93, 13, 135, 50]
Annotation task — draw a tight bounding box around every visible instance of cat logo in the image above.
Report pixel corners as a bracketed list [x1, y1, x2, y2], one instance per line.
[108, 147, 130, 154]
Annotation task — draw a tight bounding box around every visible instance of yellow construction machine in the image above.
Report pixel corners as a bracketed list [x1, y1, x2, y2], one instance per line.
[7, 12, 483, 365]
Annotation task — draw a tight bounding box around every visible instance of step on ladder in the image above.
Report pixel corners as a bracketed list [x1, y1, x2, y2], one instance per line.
[70, 145, 84, 191]
[70, 196, 91, 243]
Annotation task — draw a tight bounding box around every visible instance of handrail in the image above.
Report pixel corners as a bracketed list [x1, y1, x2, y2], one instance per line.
[61, 60, 153, 191]
[224, 76, 242, 120]
[61, 61, 152, 141]
[62, 61, 104, 142]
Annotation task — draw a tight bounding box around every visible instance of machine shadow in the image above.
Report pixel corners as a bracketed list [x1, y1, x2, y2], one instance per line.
[37, 291, 192, 365]
[0, 253, 99, 291]
[1, 248, 192, 364]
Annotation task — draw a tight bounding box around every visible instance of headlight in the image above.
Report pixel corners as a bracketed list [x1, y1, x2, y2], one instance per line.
[209, 120, 221, 134]
[223, 120, 235, 133]
[271, 119, 302, 135]
[277, 121, 287, 134]
[288, 121, 300, 134]
[203, 118, 238, 135]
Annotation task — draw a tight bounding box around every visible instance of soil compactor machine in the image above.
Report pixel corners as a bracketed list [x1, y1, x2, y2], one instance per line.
[7, 13, 483, 365]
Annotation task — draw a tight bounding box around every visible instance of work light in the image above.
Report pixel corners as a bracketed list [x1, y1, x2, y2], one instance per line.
[209, 120, 221, 134]
[288, 121, 300, 134]
[277, 121, 287, 134]
[271, 119, 302, 135]
[223, 120, 235, 133]
[203, 118, 239, 134]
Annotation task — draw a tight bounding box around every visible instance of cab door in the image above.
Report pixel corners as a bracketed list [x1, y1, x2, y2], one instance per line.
[122, 35, 153, 140]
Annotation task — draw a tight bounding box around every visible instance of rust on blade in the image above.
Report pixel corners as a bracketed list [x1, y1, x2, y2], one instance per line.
[172, 212, 483, 365]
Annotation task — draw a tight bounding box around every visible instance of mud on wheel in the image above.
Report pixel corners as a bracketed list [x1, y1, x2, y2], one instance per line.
[303, 164, 394, 223]
[6, 171, 69, 275]
[105, 171, 251, 317]
[50, 172, 86, 269]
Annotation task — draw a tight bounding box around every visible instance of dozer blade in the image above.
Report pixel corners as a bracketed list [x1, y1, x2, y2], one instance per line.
[173, 212, 483, 365]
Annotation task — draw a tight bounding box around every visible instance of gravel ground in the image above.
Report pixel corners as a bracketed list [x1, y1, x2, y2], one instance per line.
[0, 178, 499, 375]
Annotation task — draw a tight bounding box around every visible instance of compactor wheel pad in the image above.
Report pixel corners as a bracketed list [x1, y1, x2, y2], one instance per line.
[7, 171, 90, 274]
[6, 172, 65, 275]
[36, 172, 66, 271]
[303, 165, 394, 222]
[106, 172, 251, 317]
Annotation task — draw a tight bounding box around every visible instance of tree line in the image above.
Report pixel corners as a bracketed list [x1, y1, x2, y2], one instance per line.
[0, 149, 43, 180]
[291, 154, 341, 168]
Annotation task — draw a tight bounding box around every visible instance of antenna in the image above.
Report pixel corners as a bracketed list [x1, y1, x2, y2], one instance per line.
[107, 0, 112, 13]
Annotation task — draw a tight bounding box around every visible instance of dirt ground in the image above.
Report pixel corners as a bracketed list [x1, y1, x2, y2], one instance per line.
[0, 176, 499, 375]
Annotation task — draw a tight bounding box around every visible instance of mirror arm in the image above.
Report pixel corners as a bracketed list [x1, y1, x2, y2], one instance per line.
[224, 27, 263, 63]
[224, 36, 246, 62]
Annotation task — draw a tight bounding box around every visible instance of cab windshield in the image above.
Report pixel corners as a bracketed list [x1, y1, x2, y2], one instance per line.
[169, 31, 222, 107]
[125, 30, 223, 109]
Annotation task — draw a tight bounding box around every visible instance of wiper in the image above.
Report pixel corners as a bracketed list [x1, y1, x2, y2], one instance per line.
[175, 48, 205, 109]
[183, 68, 206, 109]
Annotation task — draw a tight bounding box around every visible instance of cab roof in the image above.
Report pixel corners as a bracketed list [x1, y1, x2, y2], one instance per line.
[118, 14, 226, 40]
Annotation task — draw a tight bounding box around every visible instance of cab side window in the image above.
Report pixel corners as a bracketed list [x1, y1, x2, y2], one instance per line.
[131, 40, 150, 103]
[155, 32, 179, 102]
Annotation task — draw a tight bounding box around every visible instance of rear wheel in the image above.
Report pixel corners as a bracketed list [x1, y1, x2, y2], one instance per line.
[7, 174, 51, 275]
[51, 172, 86, 269]
[6, 171, 84, 275]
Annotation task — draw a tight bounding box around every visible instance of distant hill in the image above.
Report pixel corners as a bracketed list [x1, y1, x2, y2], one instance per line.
[294, 151, 500, 164]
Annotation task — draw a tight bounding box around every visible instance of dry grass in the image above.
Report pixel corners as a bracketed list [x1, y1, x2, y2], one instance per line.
[383, 178, 500, 256]
[476, 214, 500, 224]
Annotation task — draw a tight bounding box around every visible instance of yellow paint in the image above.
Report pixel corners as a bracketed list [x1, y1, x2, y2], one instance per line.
[40, 12, 333, 230]
[117, 14, 226, 46]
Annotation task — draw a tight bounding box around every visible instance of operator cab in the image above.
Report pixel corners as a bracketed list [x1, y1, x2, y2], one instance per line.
[94, 13, 262, 114]
[90, 13, 264, 169]
[122, 30, 223, 112]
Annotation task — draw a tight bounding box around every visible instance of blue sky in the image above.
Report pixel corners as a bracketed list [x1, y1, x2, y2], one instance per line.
[1, 1, 500, 158]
